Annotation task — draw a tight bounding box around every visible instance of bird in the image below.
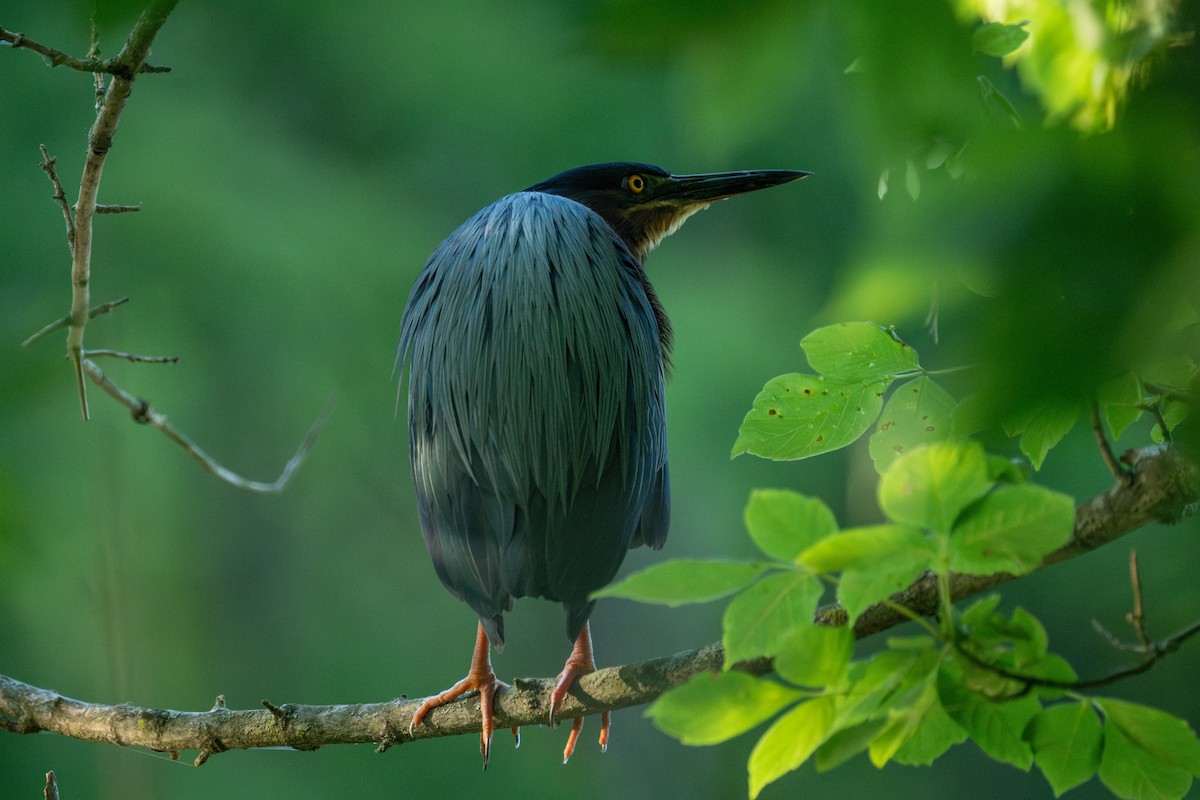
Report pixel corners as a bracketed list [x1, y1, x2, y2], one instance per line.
[395, 161, 808, 765]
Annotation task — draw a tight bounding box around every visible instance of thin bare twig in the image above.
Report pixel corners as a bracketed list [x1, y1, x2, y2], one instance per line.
[0, 26, 170, 76]
[95, 204, 141, 214]
[21, 297, 131, 348]
[43, 771, 59, 800]
[957, 616, 1200, 693]
[37, 145, 75, 256]
[1127, 550, 1150, 647]
[65, 0, 179, 420]
[81, 358, 334, 493]
[1092, 401, 1131, 485]
[88, 23, 104, 113]
[83, 349, 178, 364]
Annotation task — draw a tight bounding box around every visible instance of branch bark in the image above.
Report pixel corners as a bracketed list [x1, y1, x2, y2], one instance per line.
[67, 0, 179, 420]
[15, 10, 329, 494]
[1, 445, 1195, 764]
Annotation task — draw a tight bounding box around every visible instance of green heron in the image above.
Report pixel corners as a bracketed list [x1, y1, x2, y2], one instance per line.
[396, 162, 807, 764]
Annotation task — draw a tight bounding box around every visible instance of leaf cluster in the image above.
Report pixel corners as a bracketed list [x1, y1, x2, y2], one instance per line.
[599, 323, 1200, 798]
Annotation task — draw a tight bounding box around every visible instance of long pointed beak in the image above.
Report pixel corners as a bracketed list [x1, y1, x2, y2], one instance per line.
[658, 169, 811, 204]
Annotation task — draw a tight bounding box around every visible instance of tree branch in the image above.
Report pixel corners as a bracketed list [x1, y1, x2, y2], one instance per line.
[82, 359, 335, 494]
[1, 445, 1195, 762]
[66, 0, 179, 420]
[18, 7, 329, 494]
[0, 26, 171, 75]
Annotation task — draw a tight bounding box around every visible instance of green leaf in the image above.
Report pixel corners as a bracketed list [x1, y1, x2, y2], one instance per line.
[987, 455, 1029, 484]
[775, 624, 854, 688]
[940, 665, 1041, 769]
[870, 376, 958, 474]
[838, 551, 937, 623]
[1099, 372, 1145, 440]
[925, 137, 952, 170]
[592, 560, 770, 605]
[798, 523, 930, 573]
[1027, 702, 1103, 796]
[878, 441, 992, 533]
[1004, 403, 1081, 470]
[748, 696, 835, 798]
[1099, 699, 1200, 775]
[744, 490, 838, 563]
[1100, 722, 1193, 800]
[800, 322, 920, 382]
[947, 485, 1076, 576]
[950, 393, 990, 439]
[1152, 401, 1190, 443]
[798, 524, 934, 622]
[837, 643, 940, 729]
[973, 20, 1030, 56]
[815, 720, 888, 772]
[977, 74, 1022, 126]
[893, 687, 969, 766]
[905, 158, 921, 200]
[732, 373, 887, 460]
[646, 671, 804, 746]
[723, 571, 823, 665]
[868, 673, 942, 767]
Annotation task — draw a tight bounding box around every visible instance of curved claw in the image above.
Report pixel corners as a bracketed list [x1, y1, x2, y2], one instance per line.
[409, 622, 520, 769]
[552, 623, 610, 763]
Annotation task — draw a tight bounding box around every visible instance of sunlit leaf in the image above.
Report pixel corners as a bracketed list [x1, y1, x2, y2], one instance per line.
[744, 489, 838, 562]
[799, 523, 935, 621]
[1027, 702, 1103, 796]
[592, 560, 770, 605]
[800, 322, 920, 382]
[869, 674, 941, 767]
[838, 542, 936, 622]
[723, 571, 823, 665]
[893, 687, 969, 766]
[775, 624, 855, 688]
[798, 523, 929, 573]
[948, 485, 1075, 576]
[837, 644, 939, 729]
[869, 376, 958, 473]
[815, 720, 888, 772]
[748, 696, 836, 798]
[878, 441, 991, 533]
[646, 671, 804, 746]
[732, 373, 886, 460]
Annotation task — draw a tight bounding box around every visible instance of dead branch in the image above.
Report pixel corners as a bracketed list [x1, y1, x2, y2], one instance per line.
[15, 6, 329, 493]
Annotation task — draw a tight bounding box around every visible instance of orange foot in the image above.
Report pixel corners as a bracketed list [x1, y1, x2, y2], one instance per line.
[409, 622, 519, 768]
[550, 622, 611, 763]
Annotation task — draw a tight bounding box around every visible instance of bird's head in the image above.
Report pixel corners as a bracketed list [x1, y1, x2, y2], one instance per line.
[526, 162, 809, 263]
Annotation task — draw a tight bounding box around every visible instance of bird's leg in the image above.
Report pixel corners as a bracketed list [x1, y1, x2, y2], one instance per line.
[409, 622, 518, 768]
[550, 622, 610, 763]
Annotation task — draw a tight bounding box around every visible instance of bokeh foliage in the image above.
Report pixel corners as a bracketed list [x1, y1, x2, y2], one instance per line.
[2, 1, 1197, 799]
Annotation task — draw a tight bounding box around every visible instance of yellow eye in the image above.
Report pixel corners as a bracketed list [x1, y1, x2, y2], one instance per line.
[626, 174, 646, 193]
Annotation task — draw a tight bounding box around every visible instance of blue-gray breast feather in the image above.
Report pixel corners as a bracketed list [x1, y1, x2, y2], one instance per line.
[397, 191, 670, 649]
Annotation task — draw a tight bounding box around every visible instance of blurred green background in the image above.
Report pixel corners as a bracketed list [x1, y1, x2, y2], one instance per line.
[2, 1, 1198, 798]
